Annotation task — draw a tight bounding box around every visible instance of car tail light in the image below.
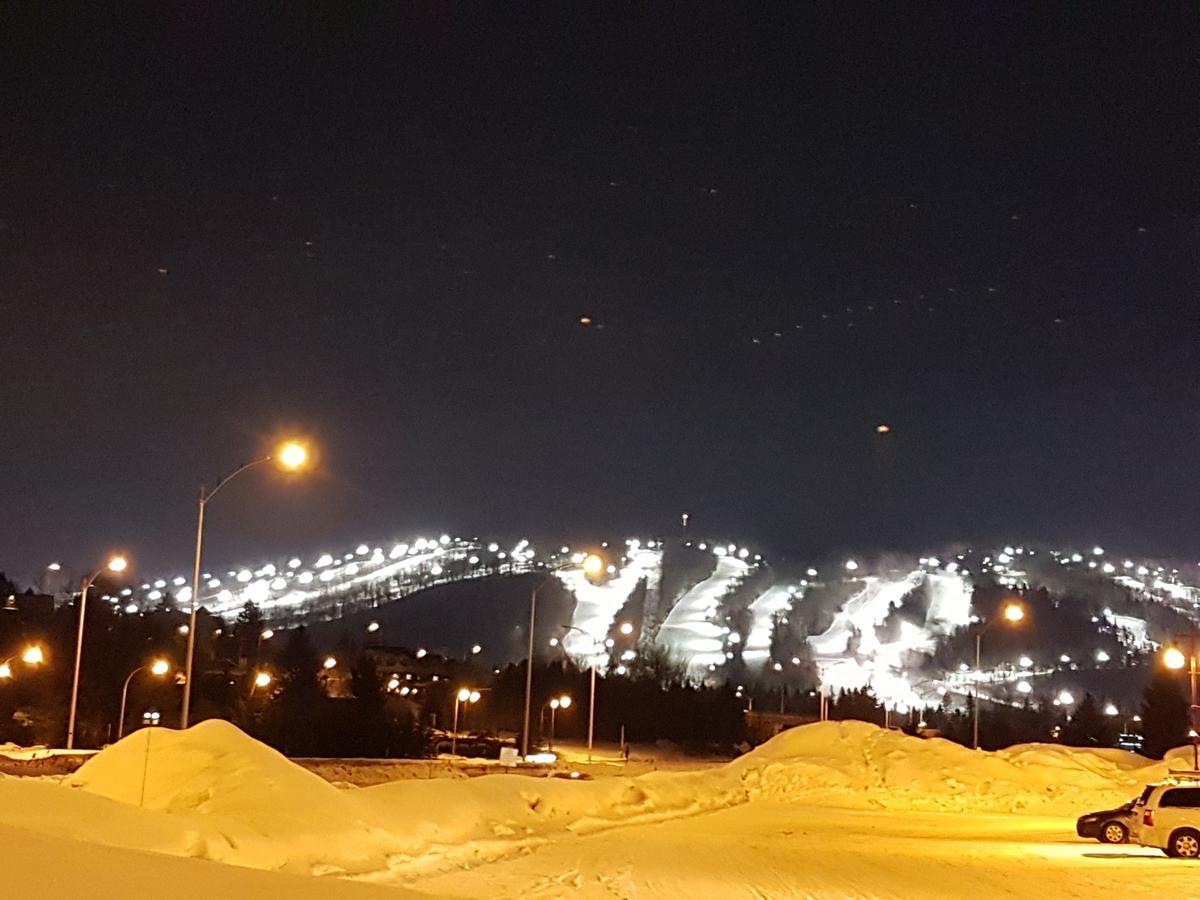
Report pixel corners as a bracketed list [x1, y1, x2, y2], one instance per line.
[1143, 809, 1154, 827]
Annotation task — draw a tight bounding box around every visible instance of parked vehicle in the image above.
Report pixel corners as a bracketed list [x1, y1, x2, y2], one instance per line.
[1130, 775, 1200, 858]
[1076, 800, 1136, 843]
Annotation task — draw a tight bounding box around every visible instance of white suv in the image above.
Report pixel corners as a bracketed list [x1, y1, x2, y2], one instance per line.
[1131, 779, 1200, 859]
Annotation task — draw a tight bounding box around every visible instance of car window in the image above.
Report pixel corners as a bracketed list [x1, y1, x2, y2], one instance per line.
[1138, 785, 1155, 805]
[1160, 788, 1200, 808]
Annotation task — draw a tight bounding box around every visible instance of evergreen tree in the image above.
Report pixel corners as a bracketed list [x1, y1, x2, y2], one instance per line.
[234, 601, 265, 660]
[273, 627, 324, 754]
[1061, 693, 1115, 747]
[1141, 670, 1188, 759]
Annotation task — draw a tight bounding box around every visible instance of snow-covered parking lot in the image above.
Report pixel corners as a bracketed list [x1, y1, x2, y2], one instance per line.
[412, 802, 1191, 898]
[5, 720, 1196, 898]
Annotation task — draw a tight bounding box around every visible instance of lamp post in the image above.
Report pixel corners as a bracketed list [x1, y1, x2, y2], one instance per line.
[972, 601, 1025, 751]
[68, 555, 128, 749]
[181, 441, 308, 729]
[0, 645, 46, 681]
[1163, 639, 1199, 770]
[547, 694, 572, 751]
[521, 577, 546, 758]
[248, 669, 272, 699]
[118, 658, 171, 741]
[560, 624, 603, 761]
[451, 687, 480, 757]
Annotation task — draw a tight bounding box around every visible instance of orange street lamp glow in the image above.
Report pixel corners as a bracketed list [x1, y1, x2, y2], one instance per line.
[150, 658, 170, 677]
[1003, 603, 1025, 623]
[254, 671, 273, 688]
[277, 441, 309, 470]
[21, 645, 44, 665]
[1164, 647, 1187, 670]
[582, 554, 604, 576]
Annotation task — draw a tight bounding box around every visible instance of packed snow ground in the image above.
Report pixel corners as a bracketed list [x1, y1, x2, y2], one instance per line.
[4, 720, 1196, 897]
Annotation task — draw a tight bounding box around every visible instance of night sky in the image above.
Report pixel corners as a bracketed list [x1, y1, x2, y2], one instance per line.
[3, 6, 1197, 579]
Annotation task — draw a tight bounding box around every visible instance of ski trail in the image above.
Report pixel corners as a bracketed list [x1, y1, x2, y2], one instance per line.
[657, 556, 748, 676]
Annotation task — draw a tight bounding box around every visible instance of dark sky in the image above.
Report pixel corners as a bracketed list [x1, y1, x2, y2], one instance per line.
[2, 5, 1197, 580]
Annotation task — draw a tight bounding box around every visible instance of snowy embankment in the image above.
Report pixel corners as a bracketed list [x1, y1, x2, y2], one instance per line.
[0, 720, 1189, 886]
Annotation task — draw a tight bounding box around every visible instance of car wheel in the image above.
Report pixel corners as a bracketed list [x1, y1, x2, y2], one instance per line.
[1100, 821, 1128, 844]
[1169, 829, 1200, 859]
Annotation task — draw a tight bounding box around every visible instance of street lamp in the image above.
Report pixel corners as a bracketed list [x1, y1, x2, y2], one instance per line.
[182, 440, 309, 728]
[521, 576, 548, 758]
[548, 694, 572, 751]
[249, 670, 273, 699]
[118, 658, 171, 740]
[973, 601, 1024, 750]
[561, 624, 603, 761]
[68, 555, 128, 749]
[451, 687, 480, 757]
[582, 554, 604, 577]
[0, 645, 45, 680]
[1163, 640, 1199, 770]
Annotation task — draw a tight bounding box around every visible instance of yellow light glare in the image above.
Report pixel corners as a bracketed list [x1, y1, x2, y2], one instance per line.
[1003, 603, 1024, 623]
[1164, 647, 1187, 670]
[582, 554, 604, 576]
[150, 658, 170, 677]
[619, 622, 634, 635]
[469, 690, 481, 703]
[261, 629, 274, 640]
[107, 556, 128, 573]
[559, 695, 572, 709]
[0, 663, 11, 679]
[277, 441, 309, 470]
[254, 671, 272, 688]
[322, 656, 337, 670]
[457, 687, 472, 702]
[21, 645, 44, 665]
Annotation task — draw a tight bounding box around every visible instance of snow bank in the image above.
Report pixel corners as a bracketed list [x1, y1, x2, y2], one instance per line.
[70, 720, 398, 876]
[57, 721, 745, 879]
[12, 719, 1188, 885]
[733, 720, 1177, 813]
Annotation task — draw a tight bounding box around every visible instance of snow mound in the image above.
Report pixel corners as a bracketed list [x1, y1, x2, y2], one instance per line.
[31, 719, 1191, 884]
[70, 720, 392, 875]
[733, 720, 1172, 812]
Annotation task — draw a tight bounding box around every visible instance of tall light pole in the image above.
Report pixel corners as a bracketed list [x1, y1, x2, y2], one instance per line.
[548, 694, 571, 751]
[561, 624, 604, 761]
[972, 601, 1025, 750]
[181, 440, 308, 729]
[68, 555, 128, 749]
[118, 658, 171, 741]
[1163, 639, 1199, 770]
[451, 687, 480, 757]
[521, 577, 546, 758]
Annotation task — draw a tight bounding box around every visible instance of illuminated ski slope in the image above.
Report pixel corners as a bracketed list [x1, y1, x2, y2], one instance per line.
[556, 547, 663, 664]
[809, 570, 972, 710]
[741, 584, 796, 669]
[116, 535, 535, 622]
[658, 555, 749, 676]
